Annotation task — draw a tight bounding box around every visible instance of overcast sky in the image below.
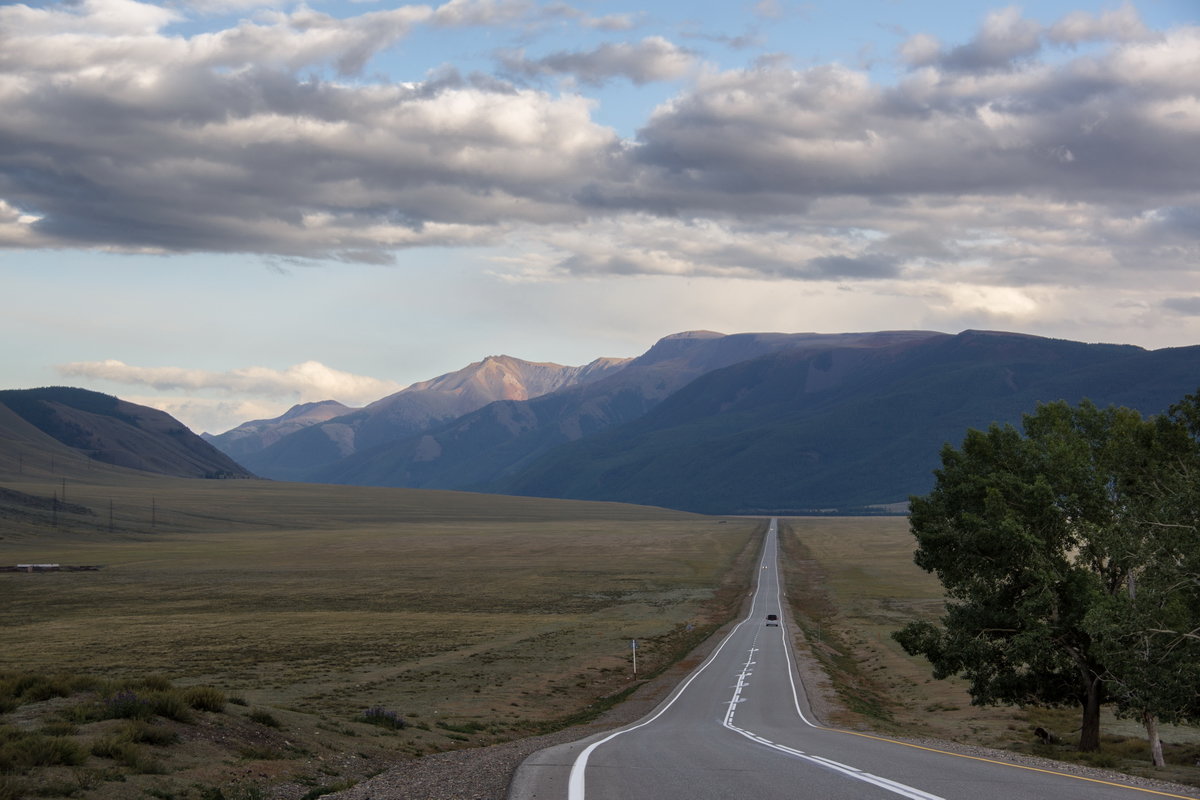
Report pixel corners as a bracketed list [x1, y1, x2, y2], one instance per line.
[2, 0, 1197, 434]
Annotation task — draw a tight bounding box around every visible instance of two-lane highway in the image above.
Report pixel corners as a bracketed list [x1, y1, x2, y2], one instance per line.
[510, 519, 1197, 800]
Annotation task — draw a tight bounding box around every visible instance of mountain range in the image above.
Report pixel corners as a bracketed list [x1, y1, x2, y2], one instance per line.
[9, 330, 1200, 514]
[208, 329, 1200, 513]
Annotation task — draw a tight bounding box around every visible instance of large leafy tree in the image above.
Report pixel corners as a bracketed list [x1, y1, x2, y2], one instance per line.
[1081, 396, 1200, 764]
[893, 400, 1168, 752]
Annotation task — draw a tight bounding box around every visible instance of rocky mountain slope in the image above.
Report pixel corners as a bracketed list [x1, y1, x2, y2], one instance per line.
[314, 330, 942, 490]
[224, 355, 630, 481]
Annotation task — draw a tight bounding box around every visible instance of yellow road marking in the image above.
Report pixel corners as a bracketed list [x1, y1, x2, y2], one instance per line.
[817, 726, 1198, 799]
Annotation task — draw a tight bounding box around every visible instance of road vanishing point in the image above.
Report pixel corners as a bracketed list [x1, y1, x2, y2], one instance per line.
[509, 519, 1197, 800]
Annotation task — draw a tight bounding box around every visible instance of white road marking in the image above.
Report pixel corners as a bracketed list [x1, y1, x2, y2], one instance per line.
[568, 519, 945, 800]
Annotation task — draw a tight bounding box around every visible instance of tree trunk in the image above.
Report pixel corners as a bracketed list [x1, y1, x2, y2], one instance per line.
[1144, 710, 1165, 767]
[1079, 680, 1103, 752]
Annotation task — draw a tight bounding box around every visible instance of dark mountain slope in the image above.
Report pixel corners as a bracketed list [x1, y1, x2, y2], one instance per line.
[0, 387, 253, 479]
[315, 330, 944, 489]
[492, 331, 1196, 513]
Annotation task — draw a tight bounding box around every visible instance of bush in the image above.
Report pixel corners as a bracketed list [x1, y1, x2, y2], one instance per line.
[0, 729, 86, 770]
[246, 710, 280, 729]
[145, 691, 193, 723]
[90, 736, 164, 773]
[358, 707, 406, 731]
[38, 721, 79, 737]
[182, 686, 226, 713]
[102, 690, 155, 721]
[0, 672, 101, 710]
[122, 721, 179, 747]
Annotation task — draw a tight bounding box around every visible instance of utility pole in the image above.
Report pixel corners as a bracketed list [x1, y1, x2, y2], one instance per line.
[631, 639, 638, 676]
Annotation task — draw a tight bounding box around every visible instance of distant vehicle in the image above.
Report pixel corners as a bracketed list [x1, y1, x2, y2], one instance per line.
[765, 614, 779, 626]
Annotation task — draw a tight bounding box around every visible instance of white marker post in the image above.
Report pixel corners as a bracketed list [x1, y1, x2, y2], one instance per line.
[631, 639, 637, 676]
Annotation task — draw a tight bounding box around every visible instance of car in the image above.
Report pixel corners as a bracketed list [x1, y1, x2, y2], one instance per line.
[765, 614, 779, 626]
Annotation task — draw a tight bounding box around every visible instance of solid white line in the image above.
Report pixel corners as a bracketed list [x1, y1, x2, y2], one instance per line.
[566, 521, 777, 800]
[718, 519, 947, 800]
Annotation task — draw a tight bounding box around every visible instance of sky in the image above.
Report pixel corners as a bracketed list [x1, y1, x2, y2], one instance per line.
[1, 0, 1198, 434]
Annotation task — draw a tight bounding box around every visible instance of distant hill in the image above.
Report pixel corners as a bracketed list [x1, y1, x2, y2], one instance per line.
[0, 387, 253, 479]
[315, 330, 942, 490]
[202, 400, 353, 461]
[226, 355, 630, 481]
[489, 331, 1200, 513]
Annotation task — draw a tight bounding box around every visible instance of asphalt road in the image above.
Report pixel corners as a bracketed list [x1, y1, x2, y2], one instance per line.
[509, 518, 1197, 800]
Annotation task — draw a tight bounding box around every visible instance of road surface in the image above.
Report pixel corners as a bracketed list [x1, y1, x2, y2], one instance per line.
[510, 519, 1196, 800]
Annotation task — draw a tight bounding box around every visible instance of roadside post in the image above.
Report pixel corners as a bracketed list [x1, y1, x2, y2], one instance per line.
[631, 638, 637, 676]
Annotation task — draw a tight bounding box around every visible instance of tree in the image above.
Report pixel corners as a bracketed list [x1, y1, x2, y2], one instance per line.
[1081, 395, 1200, 764]
[893, 400, 1162, 752]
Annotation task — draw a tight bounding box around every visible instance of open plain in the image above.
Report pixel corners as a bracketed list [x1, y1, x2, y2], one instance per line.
[0, 434, 762, 798]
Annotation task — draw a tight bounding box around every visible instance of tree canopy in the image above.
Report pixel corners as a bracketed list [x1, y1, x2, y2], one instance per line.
[894, 395, 1200, 755]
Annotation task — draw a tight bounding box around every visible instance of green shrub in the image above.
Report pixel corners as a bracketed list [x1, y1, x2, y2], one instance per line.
[246, 710, 280, 729]
[182, 686, 225, 713]
[122, 721, 179, 747]
[37, 722, 78, 737]
[0, 730, 86, 770]
[137, 676, 175, 693]
[90, 737, 164, 773]
[146, 691, 193, 723]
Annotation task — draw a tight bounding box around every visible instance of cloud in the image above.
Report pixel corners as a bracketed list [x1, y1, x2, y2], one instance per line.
[499, 36, 696, 86]
[1048, 3, 1154, 45]
[432, 0, 532, 28]
[55, 359, 402, 404]
[0, 1, 1196, 298]
[1163, 297, 1200, 317]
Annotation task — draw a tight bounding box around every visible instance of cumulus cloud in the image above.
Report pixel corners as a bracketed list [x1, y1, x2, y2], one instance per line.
[499, 36, 696, 86]
[0, 0, 1197, 298]
[432, 0, 531, 28]
[56, 359, 402, 404]
[1048, 3, 1154, 45]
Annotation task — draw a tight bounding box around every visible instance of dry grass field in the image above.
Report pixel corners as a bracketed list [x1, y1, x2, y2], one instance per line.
[780, 516, 1200, 788]
[0, 442, 763, 799]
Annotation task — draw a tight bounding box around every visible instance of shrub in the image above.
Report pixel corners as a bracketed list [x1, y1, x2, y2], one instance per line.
[38, 721, 79, 737]
[358, 707, 406, 731]
[123, 721, 179, 747]
[247, 710, 280, 729]
[182, 686, 225, 713]
[0, 730, 86, 770]
[137, 675, 175, 692]
[90, 737, 164, 773]
[145, 691, 193, 723]
[102, 690, 154, 721]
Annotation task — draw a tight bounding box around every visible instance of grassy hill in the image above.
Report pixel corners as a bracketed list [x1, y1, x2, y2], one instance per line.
[0, 387, 252, 480]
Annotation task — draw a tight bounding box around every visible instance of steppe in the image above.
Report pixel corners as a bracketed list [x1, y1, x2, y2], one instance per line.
[0, 441, 761, 799]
